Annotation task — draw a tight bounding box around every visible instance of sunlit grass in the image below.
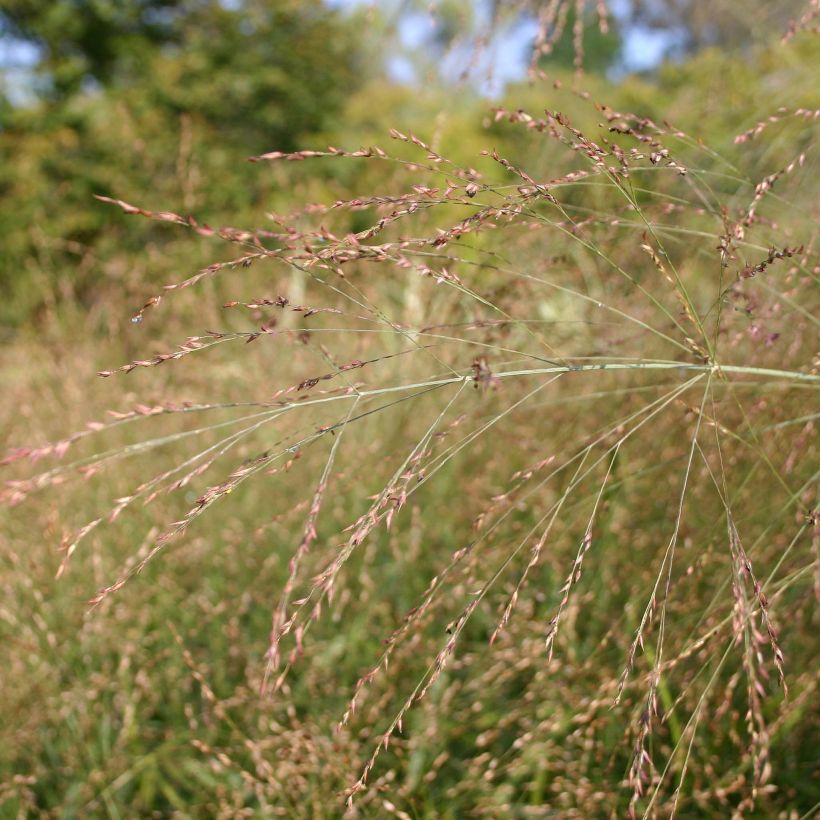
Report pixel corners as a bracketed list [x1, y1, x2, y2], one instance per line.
[2, 36, 819, 818]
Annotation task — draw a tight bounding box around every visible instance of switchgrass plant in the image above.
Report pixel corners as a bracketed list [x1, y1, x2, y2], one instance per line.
[2, 30, 819, 820]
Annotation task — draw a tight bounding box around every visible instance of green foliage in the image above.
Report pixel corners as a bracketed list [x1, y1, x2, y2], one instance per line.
[1, 0, 361, 121]
[0, 0, 363, 329]
[139, 0, 362, 153]
[536, 4, 622, 73]
[0, 0, 187, 97]
[619, 0, 807, 53]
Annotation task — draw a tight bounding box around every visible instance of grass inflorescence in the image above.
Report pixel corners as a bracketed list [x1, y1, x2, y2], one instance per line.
[2, 22, 818, 818]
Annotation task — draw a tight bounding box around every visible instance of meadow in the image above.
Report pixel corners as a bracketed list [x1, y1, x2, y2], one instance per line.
[1, 10, 818, 818]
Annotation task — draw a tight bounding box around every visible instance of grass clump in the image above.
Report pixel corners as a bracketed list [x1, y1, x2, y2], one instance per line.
[2, 25, 819, 820]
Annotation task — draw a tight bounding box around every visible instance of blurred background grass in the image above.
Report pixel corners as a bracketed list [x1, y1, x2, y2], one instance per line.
[1, 1, 818, 816]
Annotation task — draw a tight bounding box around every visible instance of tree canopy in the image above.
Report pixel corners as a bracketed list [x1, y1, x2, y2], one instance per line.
[0, 0, 367, 326]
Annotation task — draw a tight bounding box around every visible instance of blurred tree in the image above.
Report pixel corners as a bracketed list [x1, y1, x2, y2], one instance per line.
[618, 0, 808, 55]
[531, 4, 621, 73]
[0, 0, 366, 328]
[0, 0, 192, 98]
[145, 0, 362, 153]
[0, 0, 362, 150]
